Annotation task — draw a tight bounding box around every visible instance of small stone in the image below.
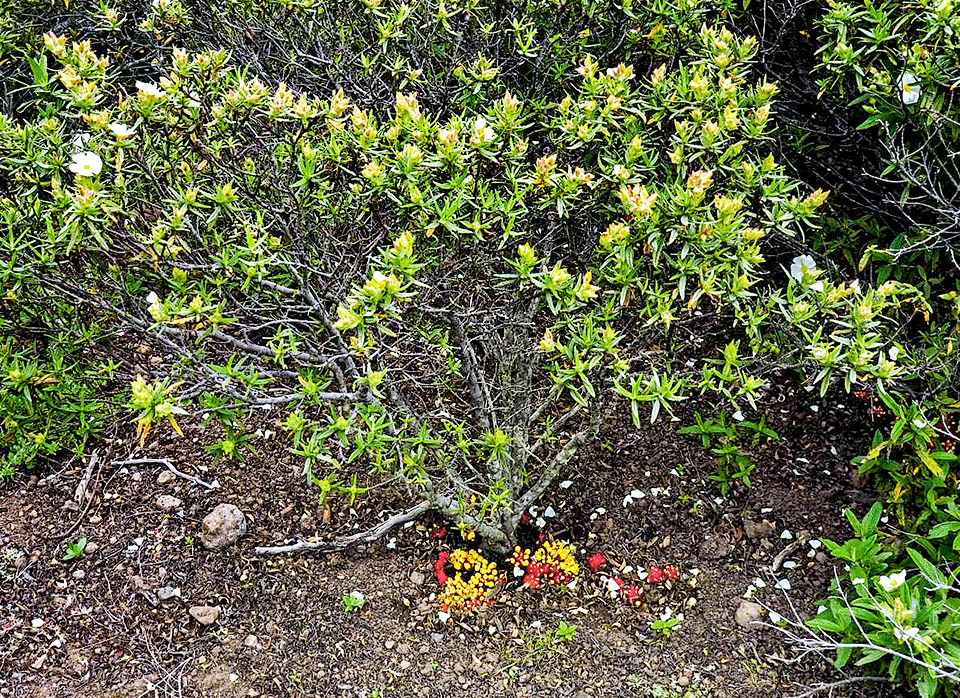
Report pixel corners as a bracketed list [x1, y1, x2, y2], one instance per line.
[409, 571, 425, 586]
[72, 570, 85, 580]
[189, 605, 220, 626]
[84, 542, 98, 554]
[155, 495, 182, 512]
[431, 633, 443, 643]
[157, 586, 181, 602]
[735, 600, 763, 629]
[399, 660, 411, 671]
[243, 634, 258, 648]
[384, 639, 396, 650]
[200, 504, 247, 549]
[157, 470, 176, 485]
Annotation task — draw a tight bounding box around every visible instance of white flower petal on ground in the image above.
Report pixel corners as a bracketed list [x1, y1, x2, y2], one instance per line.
[774, 579, 791, 590]
[559, 480, 573, 489]
[899, 72, 921, 105]
[69, 151, 102, 177]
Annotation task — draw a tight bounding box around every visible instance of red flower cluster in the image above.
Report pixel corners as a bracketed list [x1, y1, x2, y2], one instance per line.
[588, 552, 606, 573]
[623, 584, 643, 606]
[431, 525, 447, 539]
[434, 550, 450, 584]
[647, 564, 681, 584]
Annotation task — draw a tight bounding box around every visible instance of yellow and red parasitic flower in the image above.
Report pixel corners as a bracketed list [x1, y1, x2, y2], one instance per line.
[648, 566, 665, 584]
[437, 549, 503, 613]
[664, 565, 681, 582]
[514, 540, 580, 589]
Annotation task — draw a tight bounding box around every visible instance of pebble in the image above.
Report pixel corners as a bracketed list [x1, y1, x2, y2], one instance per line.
[157, 470, 176, 485]
[188, 605, 221, 626]
[155, 495, 182, 512]
[157, 586, 181, 602]
[409, 571, 425, 586]
[243, 634, 258, 648]
[72, 570, 85, 580]
[201, 503, 247, 549]
[735, 600, 764, 629]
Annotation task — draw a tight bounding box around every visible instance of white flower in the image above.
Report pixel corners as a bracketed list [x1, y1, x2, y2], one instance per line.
[851, 576, 866, 585]
[470, 116, 495, 146]
[605, 576, 621, 594]
[146, 291, 159, 305]
[543, 506, 556, 518]
[349, 590, 365, 602]
[732, 410, 744, 421]
[893, 625, 921, 643]
[108, 122, 135, 138]
[878, 570, 907, 592]
[888, 346, 900, 361]
[899, 72, 921, 106]
[69, 151, 103, 177]
[136, 80, 165, 99]
[789, 255, 817, 282]
[769, 611, 784, 624]
[513, 565, 525, 578]
[809, 281, 824, 293]
[437, 611, 451, 623]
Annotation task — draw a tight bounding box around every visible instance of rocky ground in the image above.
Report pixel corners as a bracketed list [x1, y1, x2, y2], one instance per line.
[0, 392, 910, 698]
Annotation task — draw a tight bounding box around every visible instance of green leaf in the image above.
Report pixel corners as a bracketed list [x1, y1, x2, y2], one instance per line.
[834, 646, 853, 669]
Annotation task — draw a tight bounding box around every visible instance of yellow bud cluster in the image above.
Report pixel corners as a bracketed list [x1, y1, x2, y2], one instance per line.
[438, 549, 501, 612]
[532, 540, 580, 580]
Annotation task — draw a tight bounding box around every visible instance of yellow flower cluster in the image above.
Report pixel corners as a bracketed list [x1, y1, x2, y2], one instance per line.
[532, 540, 580, 581]
[438, 549, 501, 612]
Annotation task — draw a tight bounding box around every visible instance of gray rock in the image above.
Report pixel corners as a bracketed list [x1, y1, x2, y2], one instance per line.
[409, 571, 426, 586]
[157, 586, 181, 602]
[200, 503, 246, 549]
[735, 600, 764, 629]
[157, 470, 176, 485]
[156, 495, 182, 512]
[189, 605, 220, 625]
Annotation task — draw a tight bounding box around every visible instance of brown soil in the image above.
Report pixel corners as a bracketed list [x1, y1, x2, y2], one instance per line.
[0, 390, 910, 698]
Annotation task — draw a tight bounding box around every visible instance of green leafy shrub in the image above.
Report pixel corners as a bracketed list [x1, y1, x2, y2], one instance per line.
[806, 502, 960, 697]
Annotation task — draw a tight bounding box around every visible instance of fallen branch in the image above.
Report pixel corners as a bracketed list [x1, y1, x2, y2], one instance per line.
[114, 457, 220, 491]
[255, 501, 431, 555]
